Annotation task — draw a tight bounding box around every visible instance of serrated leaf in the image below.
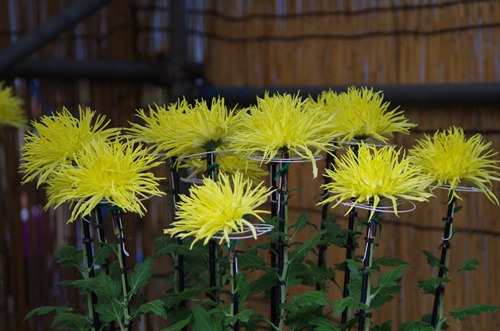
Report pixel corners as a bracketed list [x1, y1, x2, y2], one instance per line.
[138, 299, 167, 318]
[418, 277, 449, 294]
[422, 250, 443, 269]
[346, 259, 362, 280]
[455, 258, 479, 273]
[52, 311, 90, 331]
[160, 315, 192, 331]
[399, 320, 433, 331]
[332, 297, 367, 317]
[292, 211, 308, 234]
[128, 257, 154, 295]
[154, 237, 179, 257]
[56, 245, 82, 268]
[375, 264, 409, 290]
[72, 274, 121, 299]
[449, 304, 500, 321]
[191, 306, 223, 331]
[372, 256, 408, 267]
[291, 290, 329, 308]
[372, 321, 392, 331]
[289, 230, 326, 264]
[238, 252, 267, 271]
[248, 272, 275, 296]
[369, 265, 408, 307]
[93, 245, 111, 267]
[25, 306, 65, 320]
[308, 316, 341, 331]
[94, 299, 125, 323]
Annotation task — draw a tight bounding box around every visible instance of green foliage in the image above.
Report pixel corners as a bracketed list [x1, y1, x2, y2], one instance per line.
[25, 204, 498, 331]
[448, 304, 500, 322]
[191, 306, 223, 331]
[372, 321, 392, 331]
[399, 320, 433, 331]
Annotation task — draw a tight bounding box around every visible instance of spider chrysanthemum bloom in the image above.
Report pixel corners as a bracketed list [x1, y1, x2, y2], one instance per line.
[319, 143, 433, 221]
[129, 97, 243, 159]
[333, 86, 415, 144]
[45, 136, 165, 223]
[231, 92, 337, 177]
[164, 171, 273, 247]
[409, 126, 500, 204]
[182, 154, 268, 185]
[307, 89, 340, 139]
[20, 106, 119, 186]
[0, 82, 26, 129]
[127, 99, 190, 155]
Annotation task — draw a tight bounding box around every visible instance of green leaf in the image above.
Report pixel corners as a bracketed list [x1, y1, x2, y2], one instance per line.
[128, 257, 154, 295]
[422, 250, 443, 269]
[191, 306, 223, 331]
[399, 320, 433, 331]
[346, 259, 362, 280]
[94, 299, 125, 323]
[291, 291, 329, 308]
[72, 273, 121, 299]
[52, 311, 90, 331]
[93, 245, 111, 267]
[455, 258, 479, 273]
[155, 237, 181, 257]
[160, 315, 192, 331]
[25, 306, 67, 320]
[370, 264, 409, 307]
[56, 245, 82, 269]
[289, 230, 326, 264]
[372, 256, 408, 268]
[448, 304, 500, 322]
[332, 297, 367, 317]
[308, 316, 341, 331]
[375, 264, 409, 290]
[291, 210, 308, 235]
[248, 271, 275, 296]
[453, 205, 463, 213]
[372, 321, 392, 331]
[418, 277, 449, 295]
[138, 299, 167, 318]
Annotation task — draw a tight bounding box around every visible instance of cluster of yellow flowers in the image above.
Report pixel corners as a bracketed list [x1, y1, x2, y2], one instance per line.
[19, 87, 500, 245]
[0, 82, 27, 129]
[20, 107, 164, 222]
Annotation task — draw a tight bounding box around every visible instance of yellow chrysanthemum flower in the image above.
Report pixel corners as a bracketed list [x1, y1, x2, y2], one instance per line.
[333, 86, 415, 144]
[127, 99, 190, 155]
[20, 106, 119, 186]
[181, 153, 268, 185]
[230, 92, 337, 177]
[319, 143, 433, 221]
[45, 136, 165, 223]
[164, 171, 273, 247]
[307, 89, 340, 138]
[0, 82, 26, 129]
[409, 126, 500, 204]
[128, 97, 243, 159]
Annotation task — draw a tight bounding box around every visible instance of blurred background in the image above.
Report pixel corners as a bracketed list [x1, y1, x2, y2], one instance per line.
[0, 0, 499, 330]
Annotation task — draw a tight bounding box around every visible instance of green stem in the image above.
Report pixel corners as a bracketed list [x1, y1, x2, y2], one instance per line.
[277, 192, 289, 331]
[117, 241, 130, 331]
[80, 218, 97, 331]
[229, 243, 239, 331]
[111, 209, 131, 331]
[434, 249, 451, 331]
[359, 219, 376, 331]
[364, 250, 373, 331]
